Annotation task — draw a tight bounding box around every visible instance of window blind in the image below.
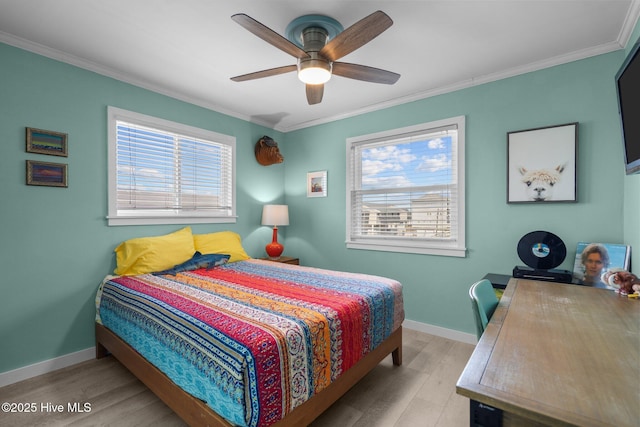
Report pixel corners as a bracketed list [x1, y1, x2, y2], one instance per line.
[349, 125, 459, 241]
[115, 121, 233, 217]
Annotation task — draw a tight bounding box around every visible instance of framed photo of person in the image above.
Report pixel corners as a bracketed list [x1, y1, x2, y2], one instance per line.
[572, 242, 631, 288]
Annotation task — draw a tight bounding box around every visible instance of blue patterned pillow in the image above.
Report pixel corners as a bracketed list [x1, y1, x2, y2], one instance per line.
[152, 252, 230, 275]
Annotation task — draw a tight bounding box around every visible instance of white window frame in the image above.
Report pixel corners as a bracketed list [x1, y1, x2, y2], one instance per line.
[107, 106, 236, 226]
[346, 116, 466, 257]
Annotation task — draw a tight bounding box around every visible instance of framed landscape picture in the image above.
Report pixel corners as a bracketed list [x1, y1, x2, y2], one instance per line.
[26, 160, 68, 187]
[26, 127, 68, 157]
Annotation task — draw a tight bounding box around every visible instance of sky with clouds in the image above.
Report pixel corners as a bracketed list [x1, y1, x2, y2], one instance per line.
[360, 135, 453, 190]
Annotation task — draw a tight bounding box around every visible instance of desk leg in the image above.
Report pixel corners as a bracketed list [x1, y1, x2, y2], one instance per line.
[470, 400, 502, 427]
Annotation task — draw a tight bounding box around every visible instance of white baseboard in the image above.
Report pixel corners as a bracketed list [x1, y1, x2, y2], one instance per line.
[0, 347, 95, 388]
[0, 321, 474, 388]
[403, 319, 477, 345]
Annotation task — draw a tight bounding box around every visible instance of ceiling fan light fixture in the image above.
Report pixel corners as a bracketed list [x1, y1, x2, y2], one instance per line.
[231, 11, 399, 104]
[298, 59, 332, 84]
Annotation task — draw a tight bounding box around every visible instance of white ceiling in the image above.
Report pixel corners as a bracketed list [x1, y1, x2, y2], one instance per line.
[1, 1, 638, 132]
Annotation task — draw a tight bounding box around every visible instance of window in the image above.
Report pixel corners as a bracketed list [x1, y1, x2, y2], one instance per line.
[346, 116, 465, 257]
[107, 106, 236, 226]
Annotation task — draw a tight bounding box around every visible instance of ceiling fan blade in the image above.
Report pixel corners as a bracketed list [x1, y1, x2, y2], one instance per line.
[232, 13, 310, 59]
[319, 10, 393, 61]
[332, 62, 400, 84]
[306, 84, 324, 105]
[231, 64, 297, 82]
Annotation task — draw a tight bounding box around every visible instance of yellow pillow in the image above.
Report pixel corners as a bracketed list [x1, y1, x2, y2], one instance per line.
[193, 231, 250, 263]
[114, 226, 196, 276]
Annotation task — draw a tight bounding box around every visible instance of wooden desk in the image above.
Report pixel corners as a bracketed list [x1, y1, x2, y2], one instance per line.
[457, 278, 640, 427]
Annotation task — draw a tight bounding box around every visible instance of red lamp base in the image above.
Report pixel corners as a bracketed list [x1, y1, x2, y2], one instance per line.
[265, 227, 284, 259]
[265, 241, 284, 259]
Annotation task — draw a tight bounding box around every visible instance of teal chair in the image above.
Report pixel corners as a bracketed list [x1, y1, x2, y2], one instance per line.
[469, 279, 499, 341]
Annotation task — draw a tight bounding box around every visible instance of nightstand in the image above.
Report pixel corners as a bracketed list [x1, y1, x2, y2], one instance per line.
[261, 256, 299, 265]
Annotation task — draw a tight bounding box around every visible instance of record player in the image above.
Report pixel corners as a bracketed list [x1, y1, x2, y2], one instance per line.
[513, 231, 573, 283]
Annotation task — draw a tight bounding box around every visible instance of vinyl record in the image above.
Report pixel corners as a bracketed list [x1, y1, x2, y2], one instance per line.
[517, 231, 566, 270]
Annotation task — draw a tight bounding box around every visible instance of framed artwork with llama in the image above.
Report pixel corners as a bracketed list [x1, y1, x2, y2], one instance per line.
[507, 122, 578, 203]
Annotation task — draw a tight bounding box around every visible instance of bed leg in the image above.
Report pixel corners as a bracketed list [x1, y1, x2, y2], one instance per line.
[392, 346, 402, 366]
[95, 323, 111, 359]
[96, 339, 109, 359]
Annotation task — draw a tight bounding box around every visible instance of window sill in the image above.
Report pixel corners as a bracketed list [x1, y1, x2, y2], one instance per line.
[346, 240, 466, 257]
[107, 216, 237, 226]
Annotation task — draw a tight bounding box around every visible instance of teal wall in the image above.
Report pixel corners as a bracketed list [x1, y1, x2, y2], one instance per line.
[0, 43, 285, 373]
[283, 51, 631, 333]
[1, 32, 637, 374]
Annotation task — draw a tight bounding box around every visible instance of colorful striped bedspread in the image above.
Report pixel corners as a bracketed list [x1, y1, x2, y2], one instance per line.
[95, 259, 404, 427]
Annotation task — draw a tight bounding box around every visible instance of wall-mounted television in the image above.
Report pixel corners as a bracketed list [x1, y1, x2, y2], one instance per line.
[615, 39, 640, 175]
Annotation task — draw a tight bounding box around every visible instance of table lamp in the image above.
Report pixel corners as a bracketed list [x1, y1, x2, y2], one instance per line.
[261, 204, 289, 259]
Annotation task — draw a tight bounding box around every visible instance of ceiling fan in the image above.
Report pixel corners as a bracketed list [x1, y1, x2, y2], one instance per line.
[230, 10, 400, 105]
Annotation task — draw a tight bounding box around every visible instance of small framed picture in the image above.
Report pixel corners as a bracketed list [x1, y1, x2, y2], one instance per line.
[507, 122, 578, 203]
[26, 160, 68, 187]
[26, 127, 68, 157]
[572, 242, 631, 288]
[307, 171, 327, 198]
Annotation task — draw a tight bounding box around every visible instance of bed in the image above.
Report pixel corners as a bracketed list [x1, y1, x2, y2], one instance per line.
[95, 246, 404, 427]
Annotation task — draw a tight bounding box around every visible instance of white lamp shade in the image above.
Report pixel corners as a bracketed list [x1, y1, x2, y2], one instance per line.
[262, 204, 289, 226]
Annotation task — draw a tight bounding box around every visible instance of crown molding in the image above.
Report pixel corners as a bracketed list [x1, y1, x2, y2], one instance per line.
[278, 41, 623, 132]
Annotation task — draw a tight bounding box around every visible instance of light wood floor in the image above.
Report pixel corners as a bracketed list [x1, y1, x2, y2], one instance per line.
[0, 329, 474, 427]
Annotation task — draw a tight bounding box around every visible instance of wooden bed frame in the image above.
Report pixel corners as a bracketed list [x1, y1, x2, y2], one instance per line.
[96, 323, 402, 427]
